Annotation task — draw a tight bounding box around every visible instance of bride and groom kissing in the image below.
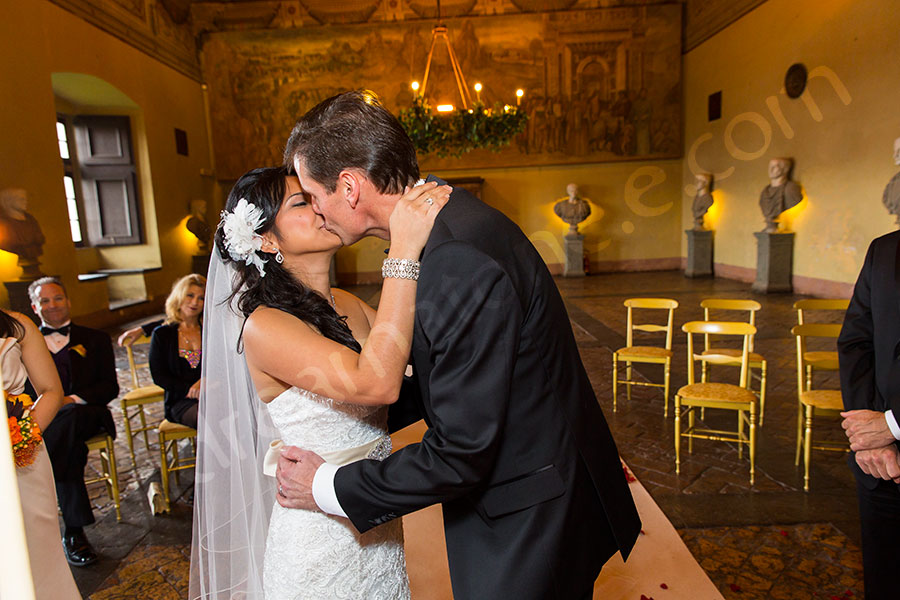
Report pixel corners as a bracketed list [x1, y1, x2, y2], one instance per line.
[191, 90, 640, 599]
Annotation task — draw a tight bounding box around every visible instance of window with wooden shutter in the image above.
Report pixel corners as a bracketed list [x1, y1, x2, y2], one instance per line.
[73, 115, 143, 246]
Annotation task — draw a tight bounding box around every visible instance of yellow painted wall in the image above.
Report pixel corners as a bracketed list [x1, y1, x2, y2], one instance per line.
[682, 0, 900, 285]
[337, 159, 684, 278]
[0, 1, 212, 320]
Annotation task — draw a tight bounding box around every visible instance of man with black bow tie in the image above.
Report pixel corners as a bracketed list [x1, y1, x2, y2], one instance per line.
[27, 277, 118, 567]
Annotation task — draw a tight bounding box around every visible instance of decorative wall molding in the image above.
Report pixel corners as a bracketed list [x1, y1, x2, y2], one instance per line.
[684, 0, 768, 52]
[50, 0, 202, 81]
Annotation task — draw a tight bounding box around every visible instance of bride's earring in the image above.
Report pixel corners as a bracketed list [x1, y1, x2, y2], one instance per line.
[275, 249, 284, 264]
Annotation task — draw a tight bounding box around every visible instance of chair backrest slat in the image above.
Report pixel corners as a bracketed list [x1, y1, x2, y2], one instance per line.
[793, 298, 850, 325]
[125, 334, 153, 389]
[682, 320, 755, 387]
[700, 298, 761, 353]
[623, 298, 678, 350]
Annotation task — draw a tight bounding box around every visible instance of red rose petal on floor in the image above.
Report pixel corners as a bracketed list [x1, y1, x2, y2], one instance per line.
[729, 583, 741, 592]
[831, 596, 842, 600]
[779, 530, 788, 536]
[845, 592, 853, 597]
[660, 583, 668, 589]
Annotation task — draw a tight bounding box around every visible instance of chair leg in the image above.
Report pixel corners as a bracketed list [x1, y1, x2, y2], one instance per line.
[122, 404, 137, 471]
[612, 353, 618, 412]
[663, 359, 671, 418]
[173, 442, 181, 485]
[749, 405, 757, 486]
[107, 437, 122, 522]
[737, 409, 744, 459]
[795, 402, 804, 466]
[688, 407, 695, 454]
[625, 362, 632, 402]
[700, 364, 708, 421]
[805, 364, 813, 392]
[139, 406, 151, 453]
[803, 406, 813, 492]
[160, 433, 171, 513]
[759, 361, 768, 427]
[674, 395, 681, 474]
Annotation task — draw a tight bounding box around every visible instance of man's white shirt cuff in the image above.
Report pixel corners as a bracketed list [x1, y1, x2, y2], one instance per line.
[886, 410, 900, 441]
[311, 462, 347, 518]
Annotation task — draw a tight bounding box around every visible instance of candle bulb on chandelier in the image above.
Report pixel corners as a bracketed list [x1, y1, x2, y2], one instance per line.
[474, 82, 482, 104]
[516, 88, 524, 107]
[411, 81, 420, 99]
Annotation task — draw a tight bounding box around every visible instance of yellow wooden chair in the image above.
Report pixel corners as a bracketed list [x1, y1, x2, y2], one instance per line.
[791, 323, 849, 491]
[85, 433, 122, 522]
[699, 299, 768, 426]
[158, 419, 197, 512]
[793, 299, 849, 391]
[612, 298, 678, 416]
[675, 321, 759, 484]
[121, 334, 165, 470]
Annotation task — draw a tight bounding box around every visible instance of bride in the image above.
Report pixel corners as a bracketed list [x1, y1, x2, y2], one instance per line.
[189, 166, 448, 599]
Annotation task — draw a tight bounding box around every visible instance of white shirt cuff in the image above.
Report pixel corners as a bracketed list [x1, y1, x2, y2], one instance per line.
[886, 410, 900, 441]
[311, 462, 347, 518]
[70, 395, 86, 405]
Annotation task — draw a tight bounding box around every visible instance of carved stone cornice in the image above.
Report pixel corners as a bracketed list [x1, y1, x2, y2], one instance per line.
[50, 0, 202, 82]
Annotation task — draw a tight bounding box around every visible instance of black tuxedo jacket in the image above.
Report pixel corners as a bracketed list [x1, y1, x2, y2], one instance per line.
[335, 178, 641, 599]
[838, 230, 900, 489]
[27, 323, 118, 437]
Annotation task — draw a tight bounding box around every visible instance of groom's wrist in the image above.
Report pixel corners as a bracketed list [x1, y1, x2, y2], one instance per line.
[311, 462, 348, 518]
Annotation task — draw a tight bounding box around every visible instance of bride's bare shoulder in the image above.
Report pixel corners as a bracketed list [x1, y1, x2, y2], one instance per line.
[243, 306, 316, 347]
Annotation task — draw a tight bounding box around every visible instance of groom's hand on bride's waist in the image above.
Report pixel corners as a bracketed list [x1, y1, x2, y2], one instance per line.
[276, 446, 325, 511]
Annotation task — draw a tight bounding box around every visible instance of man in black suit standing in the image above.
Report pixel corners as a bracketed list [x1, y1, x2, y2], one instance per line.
[28, 277, 119, 567]
[276, 91, 640, 599]
[838, 230, 900, 599]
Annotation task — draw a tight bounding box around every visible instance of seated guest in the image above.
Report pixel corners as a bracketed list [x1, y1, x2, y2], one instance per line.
[27, 277, 119, 568]
[149, 274, 205, 429]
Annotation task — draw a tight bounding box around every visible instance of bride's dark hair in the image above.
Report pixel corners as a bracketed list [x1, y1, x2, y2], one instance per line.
[214, 166, 361, 353]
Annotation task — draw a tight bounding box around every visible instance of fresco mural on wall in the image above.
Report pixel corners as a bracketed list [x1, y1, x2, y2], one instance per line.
[201, 4, 682, 179]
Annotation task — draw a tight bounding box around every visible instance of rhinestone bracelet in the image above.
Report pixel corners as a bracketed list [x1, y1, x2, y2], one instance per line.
[382, 258, 420, 281]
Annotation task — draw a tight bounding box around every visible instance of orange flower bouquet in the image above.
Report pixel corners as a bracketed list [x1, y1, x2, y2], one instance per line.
[6, 391, 42, 468]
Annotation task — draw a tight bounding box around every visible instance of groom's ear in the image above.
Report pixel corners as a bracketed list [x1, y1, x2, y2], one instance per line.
[337, 170, 361, 209]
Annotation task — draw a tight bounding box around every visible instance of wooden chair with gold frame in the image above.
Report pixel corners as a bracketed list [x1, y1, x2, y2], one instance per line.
[675, 321, 759, 484]
[792, 299, 849, 391]
[158, 419, 197, 512]
[85, 433, 122, 522]
[612, 298, 679, 416]
[791, 323, 849, 491]
[121, 334, 165, 470]
[699, 299, 768, 426]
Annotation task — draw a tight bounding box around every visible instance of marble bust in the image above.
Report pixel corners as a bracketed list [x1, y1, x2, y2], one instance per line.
[759, 157, 802, 233]
[186, 198, 212, 254]
[0, 188, 45, 278]
[882, 137, 900, 226]
[553, 183, 592, 236]
[691, 173, 714, 230]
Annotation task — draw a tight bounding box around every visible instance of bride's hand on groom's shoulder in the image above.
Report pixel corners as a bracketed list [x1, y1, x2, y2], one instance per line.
[388, 181, 450, 259]
[275, 445, 325, 511]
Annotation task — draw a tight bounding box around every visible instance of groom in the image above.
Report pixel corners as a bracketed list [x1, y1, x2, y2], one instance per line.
[277, 90, 640, 599]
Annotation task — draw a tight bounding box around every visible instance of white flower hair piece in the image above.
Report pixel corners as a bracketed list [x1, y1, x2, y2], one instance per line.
[220, 198, 268, 277]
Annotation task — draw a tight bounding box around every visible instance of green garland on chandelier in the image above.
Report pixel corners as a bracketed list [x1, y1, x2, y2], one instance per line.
[398, 96, 529, 158]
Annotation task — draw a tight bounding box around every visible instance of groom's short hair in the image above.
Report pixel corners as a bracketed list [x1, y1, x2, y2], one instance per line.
[283, 90, 419, 195]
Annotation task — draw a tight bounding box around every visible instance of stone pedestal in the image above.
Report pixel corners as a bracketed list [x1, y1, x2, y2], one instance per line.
[192, 254, 211, 277]
[4, 279, 39, 322]
[684, 229, 713, 278]
[563, 233, 585, 277]
[752, 231, 794, 293]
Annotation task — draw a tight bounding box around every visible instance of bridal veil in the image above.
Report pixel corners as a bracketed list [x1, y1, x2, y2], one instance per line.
[189, 247, 278, 599]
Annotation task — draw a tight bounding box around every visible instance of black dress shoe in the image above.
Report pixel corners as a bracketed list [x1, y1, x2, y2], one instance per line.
[63, 531, 98, 567]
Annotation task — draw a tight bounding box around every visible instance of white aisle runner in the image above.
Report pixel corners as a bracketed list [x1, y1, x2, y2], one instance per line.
[395, 423, 723, 600]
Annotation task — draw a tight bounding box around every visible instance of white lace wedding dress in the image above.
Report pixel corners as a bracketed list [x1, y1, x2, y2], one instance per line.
[262, 386, 410, 600]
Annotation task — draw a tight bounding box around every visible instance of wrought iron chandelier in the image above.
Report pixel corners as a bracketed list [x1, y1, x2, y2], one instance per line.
[397, 1, 527, 158]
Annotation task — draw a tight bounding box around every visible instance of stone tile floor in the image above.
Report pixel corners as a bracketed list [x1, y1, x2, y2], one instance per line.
[71, 271, 863, 599]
